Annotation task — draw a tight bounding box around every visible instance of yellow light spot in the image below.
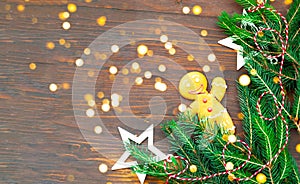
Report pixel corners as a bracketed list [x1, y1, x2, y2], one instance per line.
[137, 44, 148, 55]
[94, 126, 102, 134]
[29, 63, 37, 70]
[58, 12, 70, 21]
[97, 92, 104, 99]
[98, 163, 108, 173]
[182, 6, 190, 14]
[192, 5, 202, 15]
[84, 94, 93, 102]
[155, 77, 162, 82]
[109, 66, 118, 75]
[75, 59, 84, 67]
[17, 4, 25, 12]
[164, 42, 172, 50]
[62, 22, 71, 30]
[169, 48, 176, 55]
[203, 65, 210, 73]
[59, 39, 66, 45]
[102, 99, 110, 104]
[178, 104, 187, 112]
[46, 42, 55, 50]
[144, 71, 152, 79]
[222, 134, 229, 141]
[296, 144, 300, 153]
[239, 74, 251, 86]
[160, 35, 168, 43]
[97, 16, 107, 26]
[225, 162, 234, 170]
[237, 112, 244, 120]
[158, 64, 166, 72]
[66, 175, 75, 182]
[147, 50, 154, 57]
[257, 0, 264, 4]
[258, 31, 264, 37]
[132, 62, 140, 70]
[187, 54, 194, 61]
[155, 82, 167, 92]
[273, 76, 280, 84]
[84, 48, 91, 55]
[32, 17, 38, 24]
[208, 53, 216, 62]
[189, 165, 197, 173]
[228, 173, 236, 182]
[111, 45, 119, 53]
[284, 0, 293, 5]
[135, 77, 143, 85]
[109, 74, 115, 81]
[67, 3, 77, 13]
[62, 83, 70, 90]
[86, 108, 95, 117]
[85, 0, 93, 2]
[88, 71, 95, 78]
[250, 69, 257, 76]
[49, 83, 58, 92]
[228, 135, 237, 143]
[100, 54, 107, 60]
[256, 173, 267, 183]
[101, 104, 110, 112]
[5, 4, 11, 11]
[121, 68, 129, 75]
[88, 100, 96, 107]
[200, 30, 208, 37]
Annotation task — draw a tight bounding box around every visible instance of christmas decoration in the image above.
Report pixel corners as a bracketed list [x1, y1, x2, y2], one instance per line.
[178, 72, 235, 134]
[112, 124, 166, 183]
[120, 0, 300, 183]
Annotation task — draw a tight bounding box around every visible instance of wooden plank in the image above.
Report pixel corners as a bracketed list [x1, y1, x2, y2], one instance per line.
[0, 0, 298, 183]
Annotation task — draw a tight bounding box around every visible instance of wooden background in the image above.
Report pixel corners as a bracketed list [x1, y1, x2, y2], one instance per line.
[0, 0, 299, 183]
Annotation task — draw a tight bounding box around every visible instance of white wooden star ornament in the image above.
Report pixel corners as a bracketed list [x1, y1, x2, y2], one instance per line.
[218, 37, 245, 70]
[112, 124, 166, 184]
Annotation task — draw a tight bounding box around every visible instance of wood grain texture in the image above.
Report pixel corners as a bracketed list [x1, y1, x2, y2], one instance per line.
[0, 0, 298, 184]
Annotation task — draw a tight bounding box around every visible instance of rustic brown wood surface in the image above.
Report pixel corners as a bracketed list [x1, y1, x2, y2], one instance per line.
[0, 0, 299, 183]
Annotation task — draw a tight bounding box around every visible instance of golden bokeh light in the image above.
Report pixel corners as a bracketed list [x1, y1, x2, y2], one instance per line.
[225, 162, 234, 170]
[158, 64, 166, 72]
[208, 53, 216, 62]
[135, 77, 143, 85]
[49, 83, 58, 92]
[17, 4, 25, 12]
[284, 0, 293, 4]
[75, 58, 84, 67]
[182, 6, 190, 14]
[121, 68, 129, 75]
[155, 82, 167, 92]
[187, 54, 194, 61]
[203, 65, 210, 73]
[228, 135, 237, 143]
[97, 92, 104, 99]
[62, 22, 71, 30]
[178, 104, 187, 112]
[200, 30, 208, 37]
[169, 48, 176, 55]
[98, 164, 108, 173]
[239, 74, 251, 86]
[111, 45, 119, 53]
[32, 17, 38, 24]
[94, 126, 103, 134]
[144, 71, 152, 79]
[109, 66, 118, 75]
[164, 42, 172, 50]
[296, 144, 300, 153]
[84, 48, 91, 55]
[192, 5, 202, 15]
[97, 16, 107, 26]
[67, 3, 77, 13]
[137, 44, 148, 55]
[86, 108, 95, 117]
[58, 11, 70, 21]
[46, 42, 55, 50]
[59, 39, 66, 45]
[160, 35, 168, 43]
[29, 63, 37, 70]
[132, 62, 140, 70]
[101, 104, 110, 112]
[62, 83, 70, 90]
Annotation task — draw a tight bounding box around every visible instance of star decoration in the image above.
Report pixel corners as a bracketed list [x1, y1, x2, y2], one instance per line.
[218, 37, 245, 70]
[112, 124, 166, 184]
